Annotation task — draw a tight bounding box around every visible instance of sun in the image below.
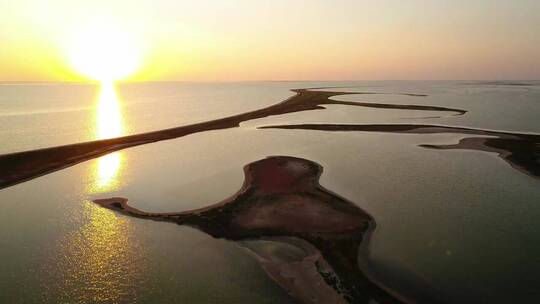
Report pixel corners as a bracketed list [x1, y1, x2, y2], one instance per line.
[67, 25, 141, 82]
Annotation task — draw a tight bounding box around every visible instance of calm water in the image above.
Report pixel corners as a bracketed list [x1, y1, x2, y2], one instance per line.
[0, 81, 539, 303]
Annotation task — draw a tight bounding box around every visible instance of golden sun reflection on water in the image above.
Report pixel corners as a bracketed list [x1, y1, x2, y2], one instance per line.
[93, 153, 123, 192]
[89, 81, 126, 193]
[96, 82, 123, 139]
[42, 83, 146, 303]
[44, 202, 147, 303]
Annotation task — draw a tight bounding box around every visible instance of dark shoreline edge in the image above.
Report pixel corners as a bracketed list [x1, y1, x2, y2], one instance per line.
[260, 123, 540, 179]
[0, 87, 464, 190]
[93, 156, 446, 304]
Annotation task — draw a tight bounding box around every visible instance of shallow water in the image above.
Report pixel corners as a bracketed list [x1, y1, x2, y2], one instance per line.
[0, 81, 539, 303]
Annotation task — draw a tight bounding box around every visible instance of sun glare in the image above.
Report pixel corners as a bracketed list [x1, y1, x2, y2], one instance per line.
[67, 25, 141, 81]
[89, 81, 126, 193]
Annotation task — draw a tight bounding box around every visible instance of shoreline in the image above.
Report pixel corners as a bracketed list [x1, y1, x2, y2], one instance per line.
[0, 87, 465, 190]
[260, 123, 540, 179]
[94, 156, 418, 304]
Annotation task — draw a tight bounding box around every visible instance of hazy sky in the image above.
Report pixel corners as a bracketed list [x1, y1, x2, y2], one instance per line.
[1, 0, 539, 81]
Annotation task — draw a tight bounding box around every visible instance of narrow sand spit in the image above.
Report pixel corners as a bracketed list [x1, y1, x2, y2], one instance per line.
[0, 87, 465, 190]
[260, 123, 540, 179]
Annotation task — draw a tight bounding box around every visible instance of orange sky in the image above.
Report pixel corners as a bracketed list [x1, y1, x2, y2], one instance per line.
[1, 0, 539, 81]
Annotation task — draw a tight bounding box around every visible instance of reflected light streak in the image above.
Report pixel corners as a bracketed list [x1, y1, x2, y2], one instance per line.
[90, 81, 126, 193]
[42, 202, 147, 303]
[96, 81, 123, 139]
[45, 83, 141, 303]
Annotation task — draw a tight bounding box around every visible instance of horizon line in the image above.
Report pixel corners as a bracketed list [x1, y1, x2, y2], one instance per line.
[1, 79, 539, 85]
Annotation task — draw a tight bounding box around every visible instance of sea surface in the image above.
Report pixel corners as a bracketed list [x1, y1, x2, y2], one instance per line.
[0, 81, 539, 303]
